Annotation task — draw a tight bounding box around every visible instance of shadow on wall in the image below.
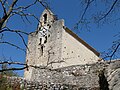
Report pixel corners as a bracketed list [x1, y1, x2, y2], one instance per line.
[98, 70, 109, 90]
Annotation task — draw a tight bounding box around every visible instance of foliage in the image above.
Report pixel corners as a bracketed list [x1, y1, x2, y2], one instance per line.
[0, 76, 13, 90]
[0, 63, 20, 90]
[0, 63, 18, 76]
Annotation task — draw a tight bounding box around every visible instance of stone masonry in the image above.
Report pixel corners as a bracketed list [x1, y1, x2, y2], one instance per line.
[22, 9, 120, 90]
[7, 60, 120, 90]
[24, 9, 100, 80]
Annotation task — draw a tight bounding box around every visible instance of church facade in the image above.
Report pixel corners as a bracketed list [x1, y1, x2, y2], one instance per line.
[24, 9, 100, 80]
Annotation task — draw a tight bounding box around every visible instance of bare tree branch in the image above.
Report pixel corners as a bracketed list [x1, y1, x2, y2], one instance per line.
[0, 67, 27, 72]
[0, 0, 51, 73]
[13, 0, 38, 10]
[81, 0, 94, 20]
[0, 61, 47, 72]
[0, 28, 29, 35]
[0, 41, 26, 52]
[0, 0, 50, 55]
[109, 43, 120, 59]
[102, 42, 120, 60]
[0, 0, 18, 29]
[16, 32, 29, 51]
[11, 12, 40, 23]
[74, 0, 94, 29]
[7, 0, 18, 16]
[0, 0, 7, 15]
[0, 27, 29, 52]
[0, 61, 27, 66]
[98, 0, 118, 22]
[38, 0, 50, 9]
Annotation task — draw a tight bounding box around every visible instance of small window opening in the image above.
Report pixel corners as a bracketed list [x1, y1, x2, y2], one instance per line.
[43, 13, 47, 24]
[41, 45, 44, 55]
[48, 34, 50, 37]
[64, 47, 66, 49]
[47, 24, 51, 28]
[44, 36, 47, 43]
[39, 38, 42, 45]
[49, 25, 51, 28]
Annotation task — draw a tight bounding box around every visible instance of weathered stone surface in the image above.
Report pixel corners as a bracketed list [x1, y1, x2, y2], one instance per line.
[106, 60, 120, 90]
[29, 61, 107, 90]
[5, 60, 120, 90]
[24, 9, 100, 80]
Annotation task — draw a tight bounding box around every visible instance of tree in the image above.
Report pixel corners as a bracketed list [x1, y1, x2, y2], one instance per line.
[75, 0, 120, 60]
[0, 59, 19, 90]
[0, 0, 50, 72]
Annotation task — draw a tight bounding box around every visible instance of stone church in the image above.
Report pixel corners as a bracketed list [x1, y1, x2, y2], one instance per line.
[24, 9, 100, 80]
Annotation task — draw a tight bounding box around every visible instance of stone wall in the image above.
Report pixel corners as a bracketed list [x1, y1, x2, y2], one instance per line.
[6, 60, 120, 90]
[31, 61, 104, 89]
[106, 60, 120, 90]
[7, 77, 99, 90]
[24, 20, 64, 79]
[61, 27, 99, 67]
[25, 9, 100, 80]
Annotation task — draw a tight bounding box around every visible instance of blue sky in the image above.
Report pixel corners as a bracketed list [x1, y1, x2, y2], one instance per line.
[0, 0, 120, 76]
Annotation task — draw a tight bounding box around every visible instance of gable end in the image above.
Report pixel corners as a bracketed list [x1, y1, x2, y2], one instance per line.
[64, 27, 100, 57]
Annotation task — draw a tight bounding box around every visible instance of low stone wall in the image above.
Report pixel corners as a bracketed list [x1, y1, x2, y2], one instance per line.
[4, 60, 120, 90]
[7, 77, 98, 90]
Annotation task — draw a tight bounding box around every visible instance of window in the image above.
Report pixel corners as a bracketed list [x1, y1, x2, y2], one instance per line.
[39, 38, 42, 45]
[43, 13, 47, 24]
[41, 45, 43, 55]
[44, 36, 47, 43]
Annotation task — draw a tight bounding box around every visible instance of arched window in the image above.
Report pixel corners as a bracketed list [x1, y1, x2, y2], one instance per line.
[43, 13, 47, 24]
